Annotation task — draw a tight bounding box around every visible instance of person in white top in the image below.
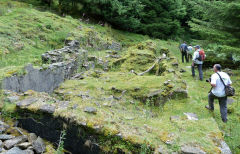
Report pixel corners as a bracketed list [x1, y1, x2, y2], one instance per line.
[192, 45, 203, 80]
[187, 44, 193, 62]
[206, 64, 232, 123]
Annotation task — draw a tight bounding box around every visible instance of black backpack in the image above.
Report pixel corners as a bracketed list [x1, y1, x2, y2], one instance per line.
[197, 52, 202, 61]
[182, 45, 188, 52]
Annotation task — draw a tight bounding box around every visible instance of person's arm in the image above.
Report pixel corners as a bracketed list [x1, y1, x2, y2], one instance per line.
[179, 45, 183, 52]
[192, 52, 197, 61]
[192, 52, 196, 66]
[179, 44, 182, 50]
[228, 77, 232, 86]
[210, 74, 217, 87]
[211, 83, 216, 87]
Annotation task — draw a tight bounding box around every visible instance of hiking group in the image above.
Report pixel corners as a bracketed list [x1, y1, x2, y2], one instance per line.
[180, 42, 205, 81]
[180, 42, 235, 123]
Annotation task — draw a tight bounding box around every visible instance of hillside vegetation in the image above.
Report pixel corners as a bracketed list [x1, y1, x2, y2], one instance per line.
[36, 0, 240, 65]
[0, 0, 239, 153]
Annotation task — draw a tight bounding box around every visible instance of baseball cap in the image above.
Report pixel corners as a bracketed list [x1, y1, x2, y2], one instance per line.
[194, 45, 200, 49]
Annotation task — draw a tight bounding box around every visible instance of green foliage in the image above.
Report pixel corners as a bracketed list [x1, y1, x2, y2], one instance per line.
[139, 0, 186, 38]
[36, 0, 187, 39]
[0, 6, 7, 16]
[0, 102, 17, 119]
[56, 130, 66, 154]
[185, 0, 240, 64]
[140, 142, 151, 154]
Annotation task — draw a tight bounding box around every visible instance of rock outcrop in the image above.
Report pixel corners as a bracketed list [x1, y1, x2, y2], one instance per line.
[2, 40, 87, 93]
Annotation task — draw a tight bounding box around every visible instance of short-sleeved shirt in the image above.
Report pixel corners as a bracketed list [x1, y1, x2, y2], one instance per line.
[180, 43, 188, 51]
[187, 46, 193, 54]
[211, 72, 232, 97]
[192, 49, 203, 64]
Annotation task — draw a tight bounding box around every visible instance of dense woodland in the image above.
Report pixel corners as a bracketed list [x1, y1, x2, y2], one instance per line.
[37, 0, 240, 63]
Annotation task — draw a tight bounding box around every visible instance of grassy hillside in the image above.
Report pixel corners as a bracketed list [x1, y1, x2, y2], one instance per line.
[0, 0, 149, 79]
[0, 0, 76, 78]
[0, 0, 239, 153]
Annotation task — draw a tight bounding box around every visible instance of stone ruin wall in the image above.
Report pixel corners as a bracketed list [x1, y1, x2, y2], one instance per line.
[2, 40, 87, 93]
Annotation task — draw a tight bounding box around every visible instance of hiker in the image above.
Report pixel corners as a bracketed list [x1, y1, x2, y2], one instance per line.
[180, 42, 189, 63]
[206, 64, 232, 123]
[192, 45, 204, 81]
[187, 44, 193, 62]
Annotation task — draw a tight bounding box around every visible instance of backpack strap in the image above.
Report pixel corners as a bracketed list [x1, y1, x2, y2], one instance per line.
[208, 87, 213, 93]
[216, 72, 226, 88]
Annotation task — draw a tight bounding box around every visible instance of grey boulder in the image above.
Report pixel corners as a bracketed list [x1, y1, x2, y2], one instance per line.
[181, 145, 206, 154]
[0, 134, 15, 140]
[184, 113, 198, 120]
[219, 141, 232, 154]
[39, 104, 55, 113]
[16, 98, 37, 107]
[5, 96, 20, 103]
[3, 147, 32, 154]
[0, 121, 10, 134]
[84, 107, 97, 114]
[28, 133, 37, 144]
[17, 142, 32, 149]
[4, 135, 27, 149]
[32, 137, 46, 153]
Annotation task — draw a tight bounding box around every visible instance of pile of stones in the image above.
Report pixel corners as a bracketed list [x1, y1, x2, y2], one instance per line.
[0, 120, 46, 154]
[41, 40, 85, 64]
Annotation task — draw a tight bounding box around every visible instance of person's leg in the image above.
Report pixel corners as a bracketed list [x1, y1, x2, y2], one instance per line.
[191, 64, 195, 77]
[218, 97, 228, 122]
[185, 52, 189, 62]
[198, 64, 203, 80]
[188, 54, 191, 62]
[182, 52, 184, 63]
[207, 92, 215, 110]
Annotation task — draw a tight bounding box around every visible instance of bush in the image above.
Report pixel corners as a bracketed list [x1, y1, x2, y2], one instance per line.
[203, 44, 240, 68]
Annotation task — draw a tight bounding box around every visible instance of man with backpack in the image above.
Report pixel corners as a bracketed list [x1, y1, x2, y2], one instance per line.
[192, 45, 205, 81]
[180, 42, 189, 63]
[205, 64, 232, 123]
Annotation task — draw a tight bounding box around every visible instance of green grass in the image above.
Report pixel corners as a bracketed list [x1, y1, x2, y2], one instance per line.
[166, 39, 240, 153]
[0, 0, 79, 71]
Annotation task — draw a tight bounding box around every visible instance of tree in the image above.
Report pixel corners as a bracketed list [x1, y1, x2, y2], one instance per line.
[41, 0, 52, 7]
[80, 0, 187, 39]
[139, 0, 186, 38]
[188, 0, 240, 62]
